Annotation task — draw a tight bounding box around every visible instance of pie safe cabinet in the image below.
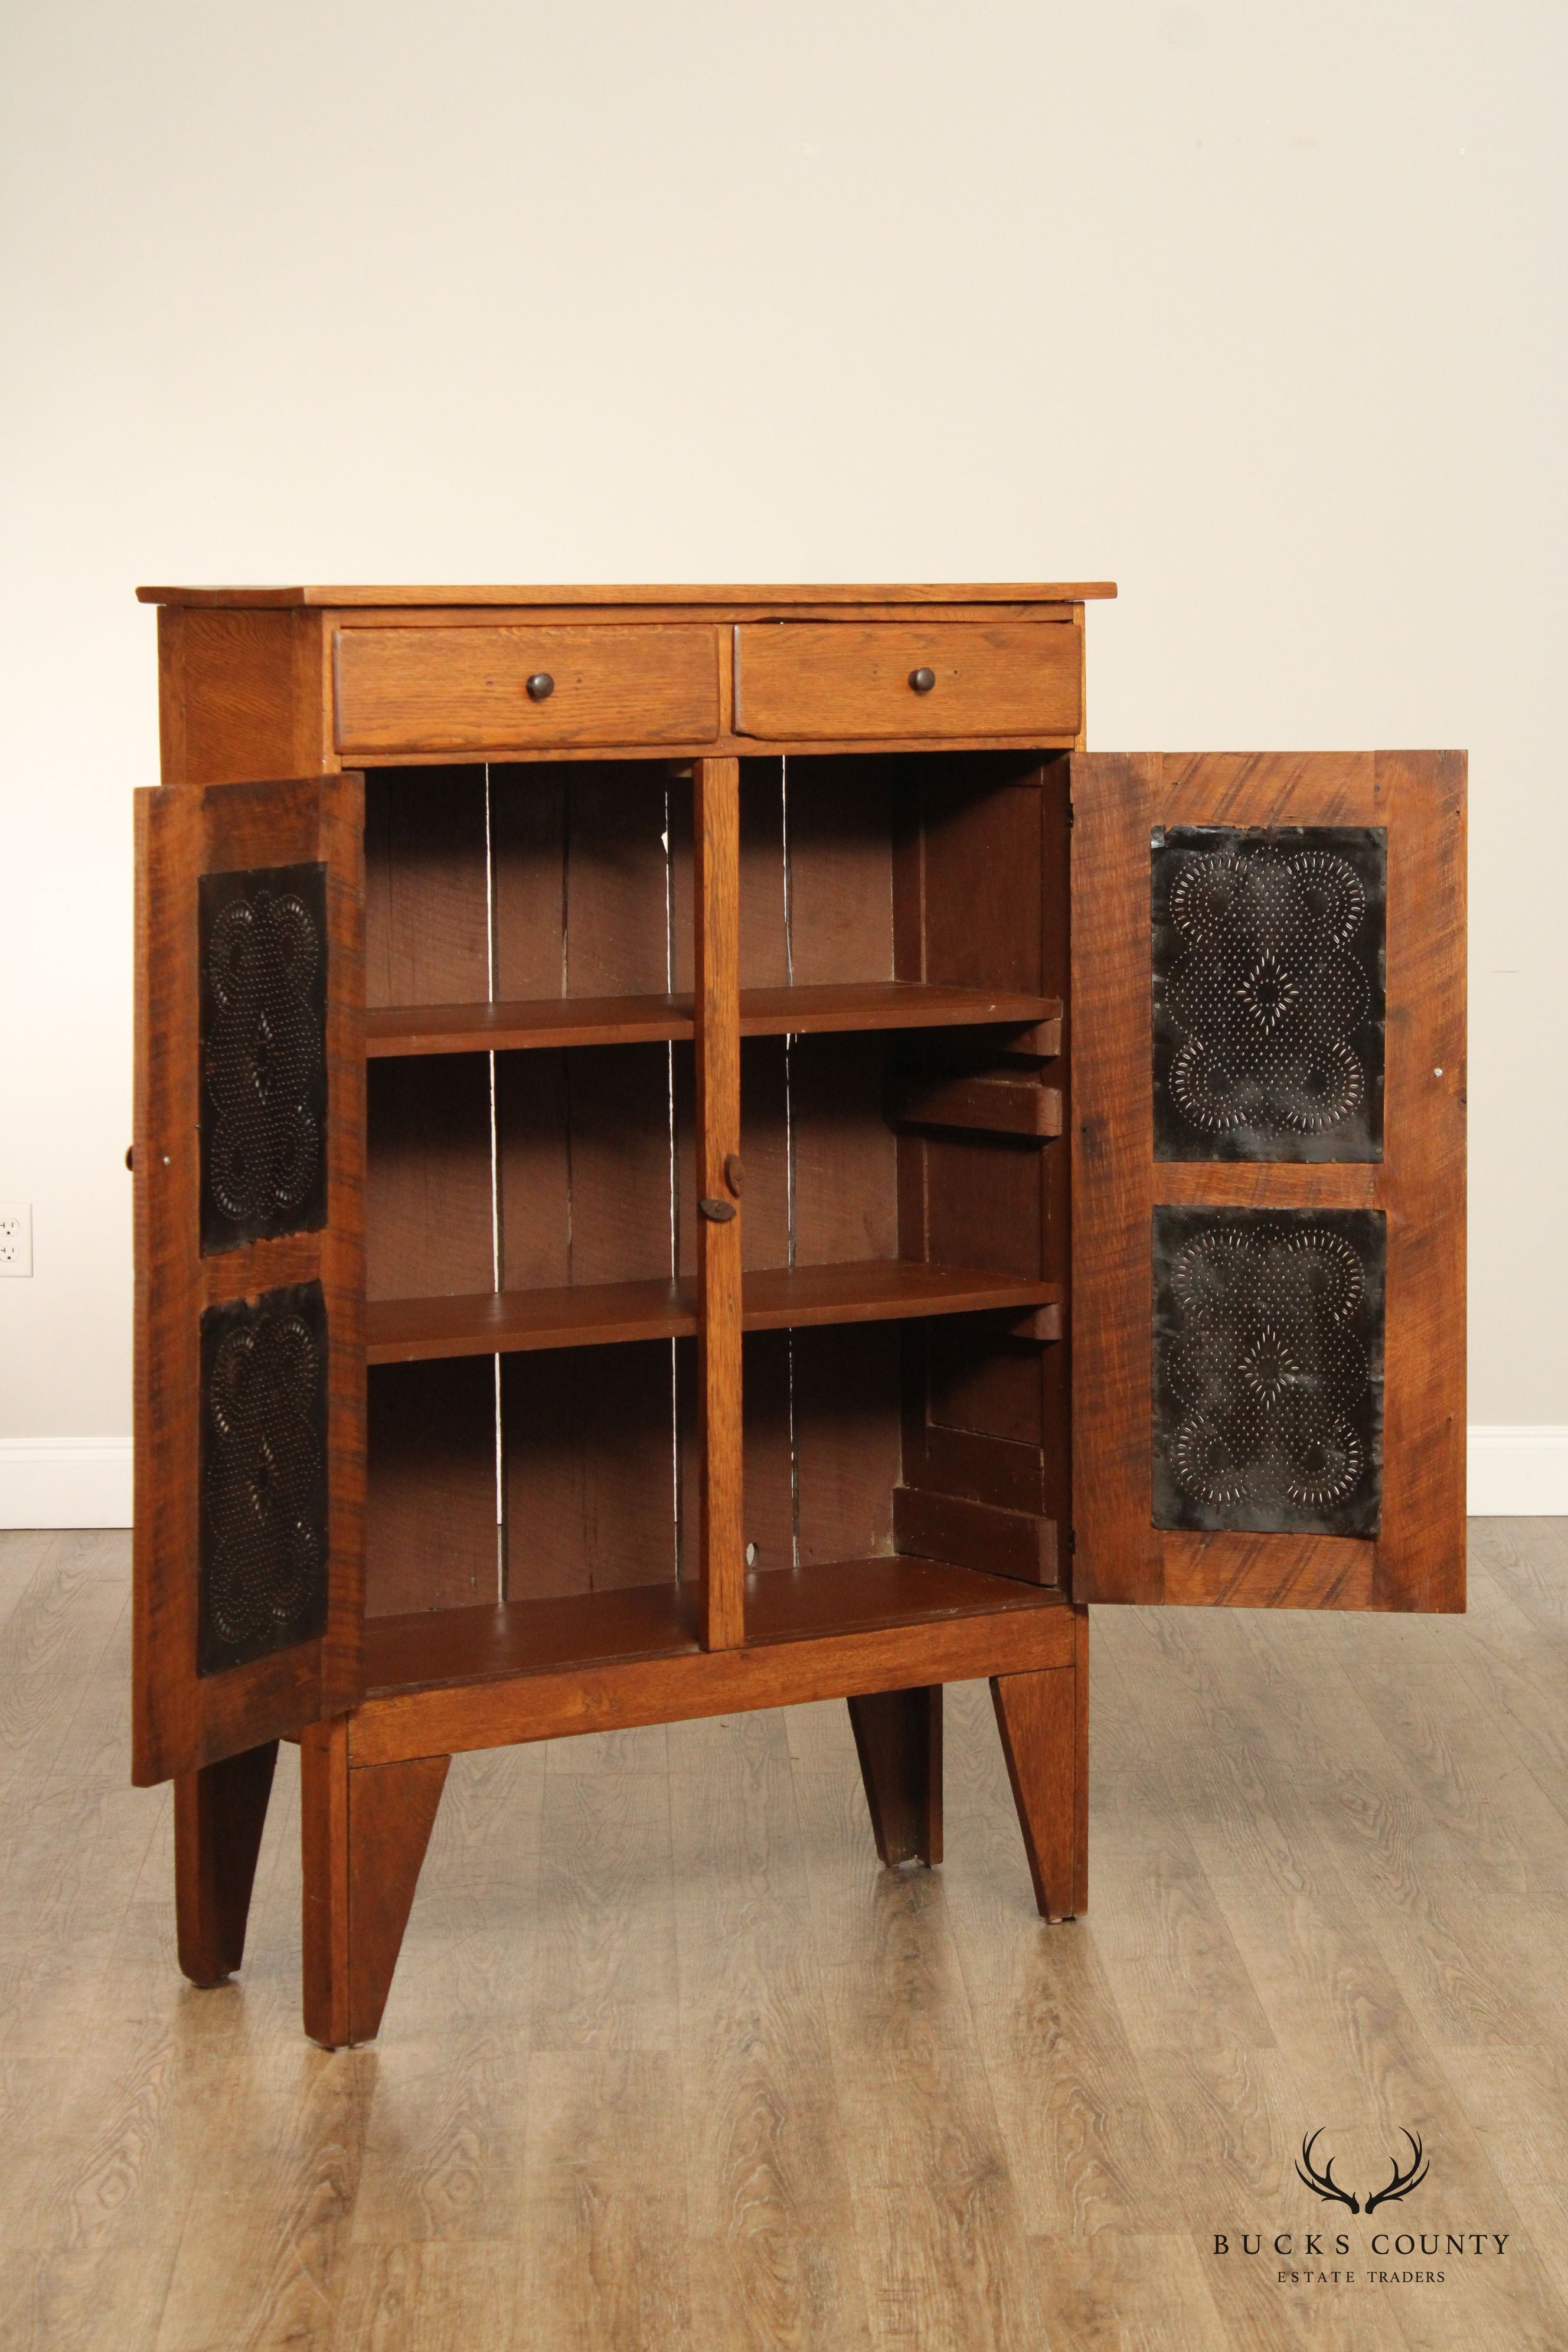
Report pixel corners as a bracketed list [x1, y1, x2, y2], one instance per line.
[131, 582, 1466, 2047]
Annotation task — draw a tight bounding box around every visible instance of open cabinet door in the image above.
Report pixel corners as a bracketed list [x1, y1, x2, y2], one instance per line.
[1070, 753, 1465, 1612]
[133, 775, 365, 1784]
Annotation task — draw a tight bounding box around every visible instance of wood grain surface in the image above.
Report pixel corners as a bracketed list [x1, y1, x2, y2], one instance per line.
[352, 1569, 1074, 1765]
[991, 1658, 1086, 1922]
[366, 1260, 1060, 1364]
[335, 625, 721, 754]
[172, 1739, 277, 1984]
[846, 1684, 943, 1866]
[155, 606, 330, 783]
[133, 773, 365, 1785]
[693, 759, 745, 1650]
[300, 1717, 450, 2049]
[364, 979, 1061, 1056]
[1070, 750, 1466, 1615]
[734, 620, 1083, 741]
[139, 579, 1119, 607]
[12, 1521, 1568, 2346]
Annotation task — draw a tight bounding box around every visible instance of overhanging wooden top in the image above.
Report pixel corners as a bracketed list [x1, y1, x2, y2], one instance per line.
[135, 580, 1118, 609]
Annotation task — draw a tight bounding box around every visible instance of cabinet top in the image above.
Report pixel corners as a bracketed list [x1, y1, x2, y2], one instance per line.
[135, 580, 1117, 609]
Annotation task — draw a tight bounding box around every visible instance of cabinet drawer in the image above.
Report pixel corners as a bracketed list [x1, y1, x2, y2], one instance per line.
[334, 625, 720, 753]
[732, 622, 1081, 741]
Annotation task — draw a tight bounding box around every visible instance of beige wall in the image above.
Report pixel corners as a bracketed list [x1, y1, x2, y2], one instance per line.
[2, 2, 1563, 1476]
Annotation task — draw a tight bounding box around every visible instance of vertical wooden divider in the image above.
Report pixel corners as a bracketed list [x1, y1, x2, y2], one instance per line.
[693, 758, 745, 1651]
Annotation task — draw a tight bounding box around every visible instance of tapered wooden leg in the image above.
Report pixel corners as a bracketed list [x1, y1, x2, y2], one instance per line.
[174, 1738, 278, 1986]
[300, 1716, 449, 2048]
[991, 1606, 1088, 1921]
[848, 1685, 943, 1867]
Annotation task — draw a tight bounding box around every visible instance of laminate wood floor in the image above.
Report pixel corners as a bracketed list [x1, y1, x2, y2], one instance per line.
[0, 1523, 1564, 2349]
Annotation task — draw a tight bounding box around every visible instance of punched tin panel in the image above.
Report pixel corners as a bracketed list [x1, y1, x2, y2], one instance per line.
[1152, 1206, 1385, 1540]
[1151, 825, 1386, 1162]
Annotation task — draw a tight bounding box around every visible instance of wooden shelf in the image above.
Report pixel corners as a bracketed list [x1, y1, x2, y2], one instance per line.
[366, 1260, 1060, 1365]
[743, 984, 1058, 1041]
[367, 995, 690, 1055]
[740, 1259, 1058, 1334]
[365, 982, 1060, 1059]
[367, 1277, 695, 1365]
[361, 1556, 1063, 1700]
[744, 1556, 1060, 1646]
[364, 1582, 701, 1697]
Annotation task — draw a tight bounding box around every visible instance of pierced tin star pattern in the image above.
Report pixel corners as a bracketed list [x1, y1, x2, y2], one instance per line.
[198, 1281, 329, 1674]
[1152, 1207, 1385, 1538]
[198, 862, 329, 1252]
[1152, 826, 1386, 1161]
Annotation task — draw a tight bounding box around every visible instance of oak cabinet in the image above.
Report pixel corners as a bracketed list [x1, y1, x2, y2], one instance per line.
[132, 582, 1465, 2045]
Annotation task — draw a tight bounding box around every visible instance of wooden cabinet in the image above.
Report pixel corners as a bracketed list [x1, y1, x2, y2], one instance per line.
[132, 582, 1466, 2045]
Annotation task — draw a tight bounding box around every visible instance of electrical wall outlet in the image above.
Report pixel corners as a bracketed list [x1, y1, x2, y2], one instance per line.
[0, 1205, 33, 1277]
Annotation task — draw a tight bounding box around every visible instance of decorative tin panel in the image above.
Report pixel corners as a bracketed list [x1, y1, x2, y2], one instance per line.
[1152, 1207, 1384, 1538]
[1152, 827, 1385, 1161]
[199, 862, 328, 1253]
[198, 1282, 329, 1674]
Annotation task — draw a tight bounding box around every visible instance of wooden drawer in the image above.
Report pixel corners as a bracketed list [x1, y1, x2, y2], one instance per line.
[732, 621, 1081, 741]
[334, 624, 720, 753]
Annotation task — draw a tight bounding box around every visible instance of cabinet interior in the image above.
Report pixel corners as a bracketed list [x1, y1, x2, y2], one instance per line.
[361, 750, 1071, 1685]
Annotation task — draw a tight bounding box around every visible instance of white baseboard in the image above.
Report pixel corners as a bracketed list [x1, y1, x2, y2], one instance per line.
[1, 1429, 1564, 1532]
[0, 1438, 133, 1530]
[1466, 1426, 1568, 1517]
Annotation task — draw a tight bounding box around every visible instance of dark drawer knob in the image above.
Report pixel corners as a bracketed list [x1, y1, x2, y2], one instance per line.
[526, 672, 555, 701]
[698, 1197, 737, 1223]
[909, 666, 936, 694]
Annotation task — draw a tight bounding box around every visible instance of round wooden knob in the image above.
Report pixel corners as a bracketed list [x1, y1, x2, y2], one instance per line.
[526, 672, 555, 701]
[909, 667, 936, 694]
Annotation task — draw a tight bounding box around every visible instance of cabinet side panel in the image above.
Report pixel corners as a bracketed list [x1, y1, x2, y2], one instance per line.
[896, 757, 1067, 1576]
[160, 609, 329, 785]
[1069, 754, 1164, 1602]
[1373, 748, 1466, 1611]
[919, 755, 1047, 994]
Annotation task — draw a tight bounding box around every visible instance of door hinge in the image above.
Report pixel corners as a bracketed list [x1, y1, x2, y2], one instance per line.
[1067, 801, 1076, 828]
[1066, 1527, 1077, 1555]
